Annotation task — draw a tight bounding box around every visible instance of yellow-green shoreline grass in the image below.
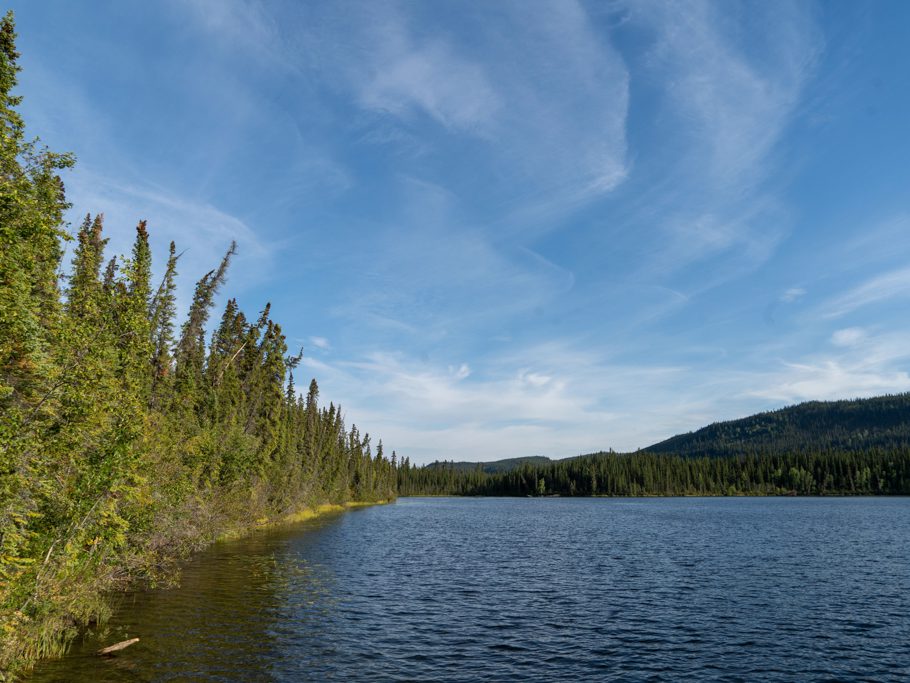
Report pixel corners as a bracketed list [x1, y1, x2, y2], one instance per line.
[2, 499, 393, 681]
[216, 499, 392, 542]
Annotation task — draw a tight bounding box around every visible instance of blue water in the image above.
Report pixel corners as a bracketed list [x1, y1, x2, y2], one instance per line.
[28, 497, 910, 681]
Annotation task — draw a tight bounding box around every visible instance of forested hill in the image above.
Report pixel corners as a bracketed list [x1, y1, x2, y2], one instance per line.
[645, 394, 910, 458]
[399, 395, 910, 497]
[424, 456, 552, 473]
[417, 393, 910, 475]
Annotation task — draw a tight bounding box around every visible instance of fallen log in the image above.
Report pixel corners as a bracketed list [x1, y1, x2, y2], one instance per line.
[97, 638, 139, 656]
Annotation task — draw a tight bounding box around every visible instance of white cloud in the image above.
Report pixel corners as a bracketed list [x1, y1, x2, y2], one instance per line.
[449, 363, 471, 380]
[746, 361, 910, 404]
[304, 324, 910, 464]
[297, 342, 710, 462]
[831, 327, 865, 347]
[63, 167, 273, 320]
[746, 330, 910, 403]
[519, 370, 553, 388]
[781, 287, 806, 303]
[631, 0, 819, 186]
[621, 0, 821, 276]
[361, 40, 502, 133]
[310, 336, 331, 351]
[298, 0, 629, 205]
[820, 267, 910, 319]
[172, 0, 294, 71]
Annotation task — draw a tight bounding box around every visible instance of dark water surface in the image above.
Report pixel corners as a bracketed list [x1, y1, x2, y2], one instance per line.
[27, 497, 910, 682]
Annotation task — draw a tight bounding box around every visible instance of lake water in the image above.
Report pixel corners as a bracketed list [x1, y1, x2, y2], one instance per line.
[27, 497, 910, 682]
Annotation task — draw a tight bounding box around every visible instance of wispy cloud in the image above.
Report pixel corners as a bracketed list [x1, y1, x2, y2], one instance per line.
[296, 0, 629, 207]
[618, 0, 822, 276]
[299, 342, 720, 461]
[819, 267, 910, 319]
[63, 168, 274, 319]
[831, 327, 865, 347]
[624, 0, 820, 183]
[835, 215, 910, 269]
[17, 0, 905, 466]
[747, 360, 910, 404]
[360, 38, 502, 133]
[781, 287, 806, 303]
[746, 330, 910, 403]
[171, 0, 295, 72]
[324, 178, 578, 344]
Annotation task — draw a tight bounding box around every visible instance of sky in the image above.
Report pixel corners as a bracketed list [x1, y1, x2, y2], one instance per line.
[8, 0, 910, 464]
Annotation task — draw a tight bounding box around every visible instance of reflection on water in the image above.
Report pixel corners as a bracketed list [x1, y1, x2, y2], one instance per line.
[27, 498, 910, 682]
[28, 512, 341, 682]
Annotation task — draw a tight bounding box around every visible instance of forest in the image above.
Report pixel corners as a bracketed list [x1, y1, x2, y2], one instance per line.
[0, 14, 395, 676]
[4, 7, 910, 678]
[399, 448, 910, 497]
[646, 393, 910, 457]
[400, 393, 910, 496]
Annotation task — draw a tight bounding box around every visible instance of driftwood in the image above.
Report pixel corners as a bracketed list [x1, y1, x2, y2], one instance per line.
[97, 638, 139, 656]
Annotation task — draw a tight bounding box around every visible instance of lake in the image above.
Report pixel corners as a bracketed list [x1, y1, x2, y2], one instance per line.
[27, 497, 910, 682]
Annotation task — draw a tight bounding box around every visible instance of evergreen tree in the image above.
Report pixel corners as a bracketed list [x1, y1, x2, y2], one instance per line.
[174, 242, 236, 412]
[150, 241, 179, 402]
[0, 10, 74, 648]
[0, 18, 398, 674]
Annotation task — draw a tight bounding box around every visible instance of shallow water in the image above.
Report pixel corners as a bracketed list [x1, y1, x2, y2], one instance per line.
[27, 497, 910, 682]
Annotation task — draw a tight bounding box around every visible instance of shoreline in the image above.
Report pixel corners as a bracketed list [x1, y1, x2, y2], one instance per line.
[216, 499, 393, 542]
[9, 498, 393, 681]
[398, 493, 908, 498]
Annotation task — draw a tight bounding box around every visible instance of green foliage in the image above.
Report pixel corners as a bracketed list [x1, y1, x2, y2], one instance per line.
[647, 394, 910, 457]
[0, 15, 396, 677]
[403, 394, 910, 497]
[149, 240, 179, 405]
[423, 455, 553, 474]
[401, 449, 910, 498]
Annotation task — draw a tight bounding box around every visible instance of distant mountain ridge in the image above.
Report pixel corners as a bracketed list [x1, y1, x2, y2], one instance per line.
[427, 394, 910, 470]
[425, 456, 553, 473]
[401, 393, 910, 497]
[644, 393, 910, 457]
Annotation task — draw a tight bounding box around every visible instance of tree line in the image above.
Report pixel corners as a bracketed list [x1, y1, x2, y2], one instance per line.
[648, 393, 910, 458]
[5, 6, 910, 675]
[399, 448, 910, 497]
[0, 13, 394, 675]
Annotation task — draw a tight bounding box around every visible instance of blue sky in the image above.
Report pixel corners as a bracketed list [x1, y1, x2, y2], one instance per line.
[9, 0, 910, 463]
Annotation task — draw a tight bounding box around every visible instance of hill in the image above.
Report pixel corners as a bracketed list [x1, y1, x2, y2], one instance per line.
[400, 394, 910, 498]
[399, 394, 910, 497]
[417, 393, 910, 474]
[645, 393, 910, 457]
[424, 456, 553, 474]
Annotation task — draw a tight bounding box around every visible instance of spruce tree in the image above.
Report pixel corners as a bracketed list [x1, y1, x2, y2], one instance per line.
[0, 16, 399, 673]
[0, 10, 73, 639]
[150, 241, 179, 403]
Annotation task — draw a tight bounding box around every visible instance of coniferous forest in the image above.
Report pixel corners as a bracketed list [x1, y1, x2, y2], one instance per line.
[399, 396, 910, 496]
[0, 14, 395, 675]
[4, 8, 910, 679]
[399, 448, 910, 497]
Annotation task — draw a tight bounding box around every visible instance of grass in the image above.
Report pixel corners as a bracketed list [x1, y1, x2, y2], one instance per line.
[3, 497, 393, 680]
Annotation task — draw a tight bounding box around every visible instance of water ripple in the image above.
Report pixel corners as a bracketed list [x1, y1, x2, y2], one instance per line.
[27, 497, 910, 682]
